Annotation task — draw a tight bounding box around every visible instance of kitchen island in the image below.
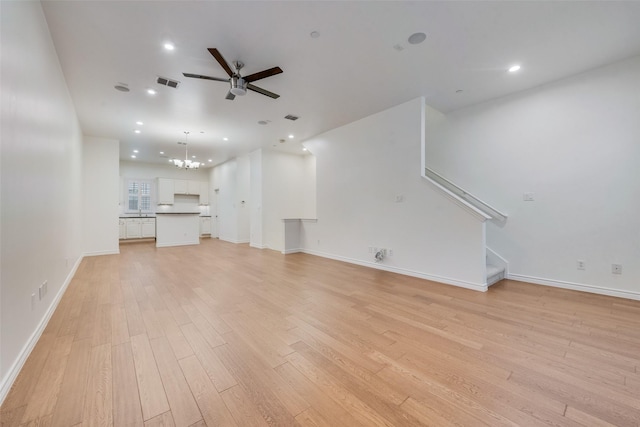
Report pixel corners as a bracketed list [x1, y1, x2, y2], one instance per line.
[155, 212, 201, 247]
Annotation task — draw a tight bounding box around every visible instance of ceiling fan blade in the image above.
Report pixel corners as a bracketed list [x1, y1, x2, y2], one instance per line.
[225, 91, 236, 100]
[244, 66, 283, 83]
[208, 48, 234, 77]
[247, 84, 280, 99]
[183, 73, 229, 82]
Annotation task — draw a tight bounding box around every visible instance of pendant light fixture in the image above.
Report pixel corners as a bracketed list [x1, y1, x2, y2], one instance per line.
[172, 131, 200, 169]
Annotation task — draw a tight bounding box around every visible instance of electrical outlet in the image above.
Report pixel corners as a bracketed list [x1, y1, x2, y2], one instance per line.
[38, 285, 43, 300]
[388, 249, 394, 257]
[368, 246, 373, 253]
[577, 260, 585, 270]
[612, 264, 622, 274]
[43, 280, 48, 296]
[523, 192, 535, 201]
[31, 293, 36, 310]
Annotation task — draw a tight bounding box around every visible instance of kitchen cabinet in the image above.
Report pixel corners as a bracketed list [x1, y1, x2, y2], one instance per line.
[200, 216, 211, 236]
[141, 218, 156, 238]
[174, 179, 200, 195]
[157, 178, 174, 205]
[199, 182, 209, 205]
[125, 218, 142, 239]
[173, 179, 187, 194]
[188, 180, 200, 195]
[119, 219, 126, 239]
[121, 218, 156, 240]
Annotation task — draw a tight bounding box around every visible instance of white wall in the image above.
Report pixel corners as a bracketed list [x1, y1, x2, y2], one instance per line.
[261, 150, 316, 252]
[83, 136, 119, 256]
[120, 159, 210, 181]
[301, 98, 487, 289]
[120, 160, 210, 215]
[236, 156, 250, 243]
[0, 1, 84, 401]
[211, 159, 240, 243]
[249, 150, 263, 248]
[426, 55, 640, 299]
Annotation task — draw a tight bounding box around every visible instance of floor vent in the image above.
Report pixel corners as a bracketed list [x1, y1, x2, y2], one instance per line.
[157, 76, 180, 88]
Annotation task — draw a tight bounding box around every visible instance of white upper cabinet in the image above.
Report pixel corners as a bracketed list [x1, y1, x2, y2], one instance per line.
[173, 179, 188, 194]
[157, 178, 174, 204]
[187, 180, 200, 195]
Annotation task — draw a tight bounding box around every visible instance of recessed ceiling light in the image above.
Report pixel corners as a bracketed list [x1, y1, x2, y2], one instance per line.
[310, 31, 320, 39]
[303, 148, 308, 151]
[133, 149, 139, 153]
[192, 155, 196, 159]
[134, 130, 141, 134]
[147, 89, 156, 95]
[114, 84, 130, 92]
[288, 134, 294, 139]
[159, 151, 164, 155]
[163, 42, 175, 51]
[456, 89, 463, 93]
[223, 137, 228, 141]
[408, 32, 427, 45]
[258, 121, 268, 125]
[508, 65, 521, 73]
[131, 155, 136, 159]
[208, 159, 212, 162]
[136, 121, 143, 125]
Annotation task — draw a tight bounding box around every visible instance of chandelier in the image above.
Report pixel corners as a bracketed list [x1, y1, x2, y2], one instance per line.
[172, 131, 200, 169]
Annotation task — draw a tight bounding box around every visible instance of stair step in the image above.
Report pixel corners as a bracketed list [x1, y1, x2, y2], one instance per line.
[486, 263, 505, 286]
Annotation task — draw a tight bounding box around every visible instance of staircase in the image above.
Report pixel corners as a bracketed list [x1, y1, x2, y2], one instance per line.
[422, 167, 509, 289]
[486, 263, 505, 286]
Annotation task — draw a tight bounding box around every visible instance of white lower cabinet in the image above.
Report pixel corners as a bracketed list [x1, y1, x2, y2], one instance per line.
[121, 218, 156, 239]
[119, 219, 126, 239]
[141, 218, 156, 238]
[125, 219, 141, 239]
[200, 216, 211, 236]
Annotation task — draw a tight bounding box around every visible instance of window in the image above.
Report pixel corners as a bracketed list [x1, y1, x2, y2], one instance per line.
[126, 179, 154, 213]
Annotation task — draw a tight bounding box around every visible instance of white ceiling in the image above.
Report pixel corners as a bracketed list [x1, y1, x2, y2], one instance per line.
[41, 1, 640, 167]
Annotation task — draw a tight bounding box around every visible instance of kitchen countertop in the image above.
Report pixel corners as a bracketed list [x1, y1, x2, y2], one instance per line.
[155, 212, 201, 215]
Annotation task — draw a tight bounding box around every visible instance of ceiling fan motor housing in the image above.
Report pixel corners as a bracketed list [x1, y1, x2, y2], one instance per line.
[230, 76, 247, 96]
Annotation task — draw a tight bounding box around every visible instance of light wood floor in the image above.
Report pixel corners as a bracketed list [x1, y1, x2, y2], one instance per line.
[2, 239, 640, 427]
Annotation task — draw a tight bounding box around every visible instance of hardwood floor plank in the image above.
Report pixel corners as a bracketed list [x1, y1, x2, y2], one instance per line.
[213, 345, 299, 426]
[180, 323, 237, 392]
[50, 338, 92, 427]
[143, 411, 175, 427]
[81, 343, 112, 427]
[130, 334, 170, 421]
[20, 335, 74, 424]
[178, 355, 238, 427]
[112, 342, 144, 427]
[149, 337, 202, 427]
[220, 386, 270, 427]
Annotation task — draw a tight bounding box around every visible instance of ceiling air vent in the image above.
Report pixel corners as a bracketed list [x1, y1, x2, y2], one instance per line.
[284, 114, 299, 121]
[157, 76, 180, 89]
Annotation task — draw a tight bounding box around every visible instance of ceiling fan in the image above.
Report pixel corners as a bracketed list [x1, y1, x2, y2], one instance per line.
[183, 48, 283, 100]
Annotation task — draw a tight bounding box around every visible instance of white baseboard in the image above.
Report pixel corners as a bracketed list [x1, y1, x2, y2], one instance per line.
[250, 243, 266, 249]
[156, 241, 200, 248]
[282, 248, 302, 254]
[507, 273, 640, 301]
[0, 255, 84, 405]
[219, 238, 250, 244]
[301, 249, 487, 292]
[83, 249, 119, 257]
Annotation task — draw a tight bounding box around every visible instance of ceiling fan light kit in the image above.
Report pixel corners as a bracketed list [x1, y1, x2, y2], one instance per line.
[183, 48, 282, 100]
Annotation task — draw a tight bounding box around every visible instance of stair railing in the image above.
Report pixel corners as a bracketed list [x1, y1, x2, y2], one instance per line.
[424, 167, 507, 222]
